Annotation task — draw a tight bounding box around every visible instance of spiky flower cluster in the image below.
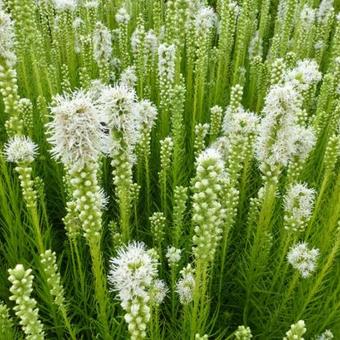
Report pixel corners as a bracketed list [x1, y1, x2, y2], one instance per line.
[255, 82, 311, 178]
[176, 264, 195, 305]
[283, 320, 306, 340]
[108, 242, 161, 339]
[222, 106, 259, 154]
[283, 183, 315, 232]
[192, 148, 226, 262]
[47, 90, 106, 170]
[93, 22, 112, 64]
[8, 265, 44, 340]
[285, 59, 322, 92]
[99, 84, 141, 156]
[149, 279, 168, 306]
[4, 136, 38, 164]
[115, 7, 130, 25]
[0, 9, 16, 67]
[287, 243, 319, 278]
[234, 325, 253, 340]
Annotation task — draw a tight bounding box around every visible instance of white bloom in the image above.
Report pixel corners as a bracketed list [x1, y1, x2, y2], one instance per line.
[317, 0, 334, 24]
[255, 83, 302, 171]
[120, 66, 137, 88]
[196, 147, 224, 173]
[98, 84, 139, 133]
[285, 59, 322, 92]
[300, 5, 316, 27]
[138, 99, 158, 131]
[93, 22, 112, 64]
[98, 85, 142, 159]
[195, 6, 217, 33]
[150, 279, 168, 305]
[83, 0, 98, 9]
[166, 246, 182, 265]
[316, 329, 334, 340]
[314, 41, 324, 50]
[291, 125, 316, 161]
[4, 136, 38, 163]
[52, 0, 77, 11]
[47, 90, 106, 168]
[287, 242, 319, 278]
[145, 30, 158, 55]
[176, 264, 195, 305]
[0, 9, 16, 66]
[223, 106, 259, 142]
[158, 43, 176, 83]
[115, 7, 130, 24]
[284, 183, 315, 232]
[108, 242, 158, 305]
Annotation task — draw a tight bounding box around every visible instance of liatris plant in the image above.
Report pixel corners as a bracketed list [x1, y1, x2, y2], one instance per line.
[0, 0, 339, 339]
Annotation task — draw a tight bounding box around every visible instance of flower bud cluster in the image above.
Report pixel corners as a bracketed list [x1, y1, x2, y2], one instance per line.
[192, 148, 226, 262]
[150, 212, 166, 248]
[234, 325, 253, 340]
[40, 249, 66, 308]
[194, 123, 209, 159]
[0, 302, 13, 336]
[68, 163, 103, 243]
[8, 264, 44, 340]
[283, 320, 306, 340]
[209, 105, 223, 139]
[159, 136, 173, 177]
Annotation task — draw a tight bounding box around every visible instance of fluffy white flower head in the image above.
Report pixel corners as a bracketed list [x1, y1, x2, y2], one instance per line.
[284, 183, 315, 231]
[138, 99, 158, 131]
[93, 22, 112, 64]
[98, 84, 137, 131]
[53, 0, 77, 11]
[195, 6, 217, 33]
[0, 9, 16, 66]
[158, 43, 176, 82]
[4, 136, 38, 163]
[47, 90, 106, 169]
[166, 246, 182, 265]
[150, 279, 168, 305]
[108, 242, 158, 305]
[115, 7, 130, 24]
[287, 242, 319, 278]
[255, 83, 302, 171]
[176, 264, 195, 305]
[291, 125, 316, 161]
[196, 147, 224, 175]
[285, 59, 322, 92]
[120, 66, 137, 88]
[300, 5, 316, 27]
[223, 106, 259, 142]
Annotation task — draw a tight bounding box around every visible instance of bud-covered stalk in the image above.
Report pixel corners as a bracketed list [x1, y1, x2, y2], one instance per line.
[8, 264, 45, 340]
